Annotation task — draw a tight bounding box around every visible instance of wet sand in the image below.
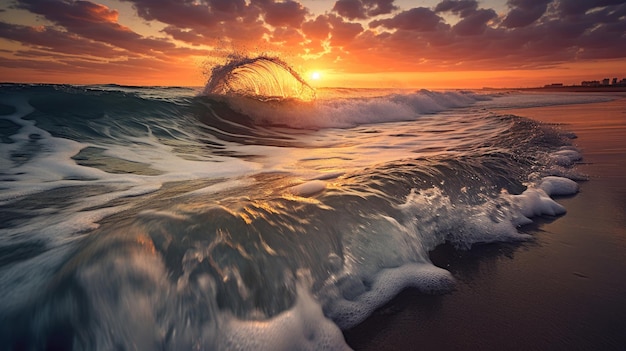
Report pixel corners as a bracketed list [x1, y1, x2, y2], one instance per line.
[344, 97, 626, 350]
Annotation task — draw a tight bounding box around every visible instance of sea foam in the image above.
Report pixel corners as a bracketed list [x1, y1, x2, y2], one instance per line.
[220, 90, 486, 129]
[219, 273, 349, 351]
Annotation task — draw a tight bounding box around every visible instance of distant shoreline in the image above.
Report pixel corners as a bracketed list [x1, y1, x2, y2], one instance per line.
[484, 86, 626, 93]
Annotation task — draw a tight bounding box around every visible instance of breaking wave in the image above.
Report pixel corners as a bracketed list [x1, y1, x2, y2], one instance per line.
[203, 56, 316, 102]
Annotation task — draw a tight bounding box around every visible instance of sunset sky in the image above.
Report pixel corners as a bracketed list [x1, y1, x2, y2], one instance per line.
[0, 0, 625, 88]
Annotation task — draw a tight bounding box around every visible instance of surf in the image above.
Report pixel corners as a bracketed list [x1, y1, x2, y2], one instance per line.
[0, 75, 602, 350]
[203, 56, 316, 102]
[199, 57, 491, 129]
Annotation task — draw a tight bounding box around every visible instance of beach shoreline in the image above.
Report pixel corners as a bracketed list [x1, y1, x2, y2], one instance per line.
[485, 86, 626, 93]
[344, 97, 626, 350]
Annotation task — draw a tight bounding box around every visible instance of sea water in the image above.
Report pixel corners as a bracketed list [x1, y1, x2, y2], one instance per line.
[0, 58, 616, 350]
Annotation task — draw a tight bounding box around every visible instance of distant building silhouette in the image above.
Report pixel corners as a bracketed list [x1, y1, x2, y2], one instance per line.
[575, 77, 626, 88]
[581, 80, 601, 87]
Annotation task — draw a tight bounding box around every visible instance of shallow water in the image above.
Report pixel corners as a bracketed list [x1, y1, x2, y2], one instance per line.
[345, 97, 626, 350]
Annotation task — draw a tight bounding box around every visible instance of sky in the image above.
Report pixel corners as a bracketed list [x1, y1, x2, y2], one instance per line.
[0, 0, 625, 88]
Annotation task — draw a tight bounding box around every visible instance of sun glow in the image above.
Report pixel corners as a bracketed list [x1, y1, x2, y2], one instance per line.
[310, 71, 321, 80]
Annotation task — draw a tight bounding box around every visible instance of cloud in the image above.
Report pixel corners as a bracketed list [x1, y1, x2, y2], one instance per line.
[332, 0, 398, 20]
[557, 0, 626, 16]
[452, 8, 497, 35]
[326, 0, 626, 73]
[302, 15, 332, 40]
[122, 0, 247, 28]
[252, 0, 309, 28]
[115, 0, 265, 47]
[434, 0, 479, 17]
[434, 0, 497, 35]
[115, 0, 312, 49]
[369, 7, 443, 31]
[501, 0, 551, 28]
[0, 22, 126, 58]
[333, 0, 366, 19]
[327, 15, 363, 46]
[302, 14, 363, 46]
[15, 0, 210, 56]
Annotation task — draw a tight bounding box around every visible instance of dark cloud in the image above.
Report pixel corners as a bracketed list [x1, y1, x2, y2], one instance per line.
[557, 0, 626, 16]
[333, 0, 366, 19]
[509, 0, 553, 11]
[252, 0, 309, 28]
[333, 0, 397, 20]
[14, 0, 209, 56]
[120, 0, 248, 28]
[370, 7, 443, 31]
[161, 27, 206, 46]
[327, 14, 363, 45]
[453, 8, 497, 35]
[302, 15, 332, 40]
[435, 0, 479, 17]
[332, 0, 626, 73]
[501, 0, 552, 28]
[119, 0, 259, 46]
[433, 0, 497, 35]
[302, 14, 363, 46]
[334, 0, 625, 70]
[0, 22, 126, 58]
[116, 0, 306, 47]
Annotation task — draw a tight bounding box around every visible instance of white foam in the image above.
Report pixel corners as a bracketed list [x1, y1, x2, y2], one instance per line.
[550, 148, 583, 166]
[219, 273, 350, 351]
[320, 175, 577, 331]
[55, 250, 349, 351]
[288, 180, 327, 197]
[224, 90, 484, 129]
[539, 176, 580, 196]
[311, 171, 344, 181]
[458, 211, 532, 247]
[511, 176, 578, 218]
[327, 263, 455, 330]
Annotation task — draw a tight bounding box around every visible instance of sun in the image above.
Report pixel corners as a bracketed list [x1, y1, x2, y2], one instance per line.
[310, 71, 321, 80]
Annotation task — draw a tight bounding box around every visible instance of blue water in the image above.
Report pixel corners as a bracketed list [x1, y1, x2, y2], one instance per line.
[0, 63, 612, 350]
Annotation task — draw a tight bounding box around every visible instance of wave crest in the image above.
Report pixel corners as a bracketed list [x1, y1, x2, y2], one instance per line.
[203, 56, 316, 102]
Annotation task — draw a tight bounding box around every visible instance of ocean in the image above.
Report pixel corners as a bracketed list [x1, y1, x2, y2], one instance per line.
[0, 58, 620, 350]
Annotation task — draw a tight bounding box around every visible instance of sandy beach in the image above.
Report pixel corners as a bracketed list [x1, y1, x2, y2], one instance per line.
[344, 96, 626, 350]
